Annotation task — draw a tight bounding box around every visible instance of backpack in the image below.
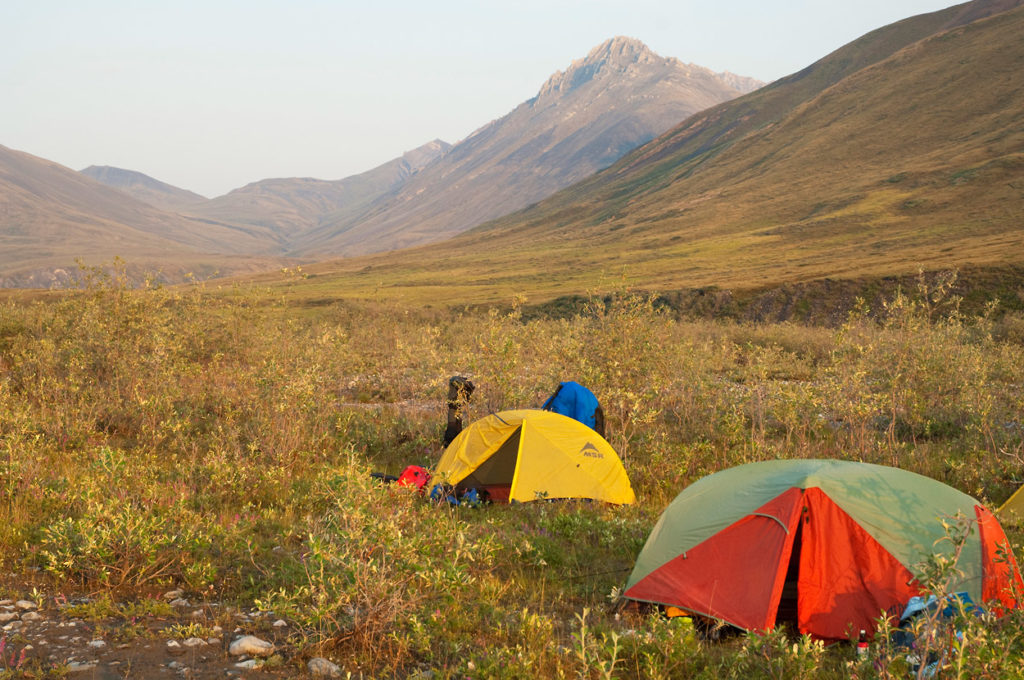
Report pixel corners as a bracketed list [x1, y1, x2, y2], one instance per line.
[542, 381, 605, 437]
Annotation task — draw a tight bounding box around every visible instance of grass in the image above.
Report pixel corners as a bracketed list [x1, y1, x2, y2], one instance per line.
[1, 267, 1024, 677]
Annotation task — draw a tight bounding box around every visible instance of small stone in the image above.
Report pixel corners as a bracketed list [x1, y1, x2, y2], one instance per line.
[182, 637, 207, 648]
[212, 625, 223, 635]
[206, 637, 221, 645]
[235, 659, 260, 669]
[272, 619, 287, 627]
[21, 611, 44, 622]
[163, 589, 185, 601]
[166, 640, 186, 655]
[0, 599, 13, 606]
[308, 657, 342, 677]
[0, 612, 18, 623]
[67, 662, 98, 673]
[15, 600, 37, 611]
[228, 635, 274, 657]
[88, 639, 106, 649]
[3, 620, 22, 632]
[169, 598, 189, 607]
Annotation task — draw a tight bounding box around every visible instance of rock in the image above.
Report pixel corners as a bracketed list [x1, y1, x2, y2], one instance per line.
[206, 637, 221, 645]
[22, 611, 44, 622]
[166, 640, 185, 655]
[163, 589, 185, 601]
[67, 661, 98, 672]
[169, 598, 189, 607]
[3, 621, 23, 632]
[235, 659, 260, 669]
[308, 657, 342, 677]
[88, 640, 107, 649]
[182, 637, 207, 648]
[229, 635, 274, 657]
[15, 600, 37, 611]
[0, 599, 12, 606]
[0, 612, 18, 622]
[272, 619, 287, 627]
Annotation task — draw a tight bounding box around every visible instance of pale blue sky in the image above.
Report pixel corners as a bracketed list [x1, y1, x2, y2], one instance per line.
[2, 0, 960, 197]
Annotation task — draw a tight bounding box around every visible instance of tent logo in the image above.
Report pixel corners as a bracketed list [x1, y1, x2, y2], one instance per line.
[580, 442, 604, 459]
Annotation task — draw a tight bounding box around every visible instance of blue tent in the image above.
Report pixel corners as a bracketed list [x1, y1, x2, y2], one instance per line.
[542, 381, 603, 434]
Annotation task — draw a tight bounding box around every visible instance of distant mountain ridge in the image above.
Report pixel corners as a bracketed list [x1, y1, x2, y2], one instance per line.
[270, 0, 1024, 307]
[184, 139, 451, 240]
[292, 37, 762, 256]
[69, 37, 760, 264]
[80, 165, 208, 212]
[0, 144, 291, 288]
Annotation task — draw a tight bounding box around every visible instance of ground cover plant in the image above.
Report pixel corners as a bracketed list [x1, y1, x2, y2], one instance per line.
[1, 267, 1023, 677]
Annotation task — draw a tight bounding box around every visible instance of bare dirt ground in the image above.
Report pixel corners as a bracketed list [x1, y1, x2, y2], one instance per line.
[0, 576, 311, 679]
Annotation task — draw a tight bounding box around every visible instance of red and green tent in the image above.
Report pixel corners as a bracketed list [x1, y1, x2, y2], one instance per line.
[624, 459, 1020, 640]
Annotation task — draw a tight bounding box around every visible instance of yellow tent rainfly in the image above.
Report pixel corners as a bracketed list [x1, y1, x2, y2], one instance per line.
[434, 409, 635, 504]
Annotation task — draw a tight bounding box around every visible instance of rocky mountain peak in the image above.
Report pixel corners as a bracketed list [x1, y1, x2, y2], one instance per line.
[401, 139, 451, 171]
[588, 36, 660, 66]
[536, 36, 677, 99]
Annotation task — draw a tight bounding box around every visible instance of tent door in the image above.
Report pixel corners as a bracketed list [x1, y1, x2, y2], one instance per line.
[774, 514, 803, 633]
[461, 427, 522, 491]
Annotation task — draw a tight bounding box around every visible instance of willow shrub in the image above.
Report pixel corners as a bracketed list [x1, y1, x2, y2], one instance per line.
[0, 271, 1022, 676]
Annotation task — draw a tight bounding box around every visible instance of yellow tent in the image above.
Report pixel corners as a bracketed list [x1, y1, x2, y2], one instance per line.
[434, 409, 635, 504]
[998, 486, 1024, 520]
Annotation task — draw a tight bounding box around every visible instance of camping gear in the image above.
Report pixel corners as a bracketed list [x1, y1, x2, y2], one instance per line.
[434, 409, 635, 504]
[891, 593, 983, 673]
[397, 465, 431, 490]
[429, 484, 488, 507]
[623, 459, 1020, 640]
[443, 376, 475, 446]
[542, 381, 605, 436]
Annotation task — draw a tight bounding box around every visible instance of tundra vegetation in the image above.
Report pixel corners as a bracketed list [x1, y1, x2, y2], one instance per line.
[1, 266, 1023, 678]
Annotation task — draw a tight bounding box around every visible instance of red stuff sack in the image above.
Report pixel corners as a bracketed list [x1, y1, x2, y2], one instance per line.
[396, 465, 431, 491]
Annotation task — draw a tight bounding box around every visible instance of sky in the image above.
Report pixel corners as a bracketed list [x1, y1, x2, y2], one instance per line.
[2, 0, 962, 198]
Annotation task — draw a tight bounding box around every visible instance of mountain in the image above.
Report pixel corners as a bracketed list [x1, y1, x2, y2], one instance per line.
[272, 0, 1024, 307]
[183, 140, 450, 240]
[0, 145, 291, 287]
[80, 165, 208, 212]
[1, 37, 762, 284]
[290, 37, 762, 256]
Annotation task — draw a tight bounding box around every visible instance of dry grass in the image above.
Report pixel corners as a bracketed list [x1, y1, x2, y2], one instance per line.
[1, 270, 1023, 676]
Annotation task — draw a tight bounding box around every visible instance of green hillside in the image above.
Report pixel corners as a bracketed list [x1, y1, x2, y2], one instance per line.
[264, 0, 1024, 308]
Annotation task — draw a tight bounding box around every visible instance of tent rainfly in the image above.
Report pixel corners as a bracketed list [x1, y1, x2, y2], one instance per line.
[623, 459, 1021, 640]
[434, 409, 634, 504]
